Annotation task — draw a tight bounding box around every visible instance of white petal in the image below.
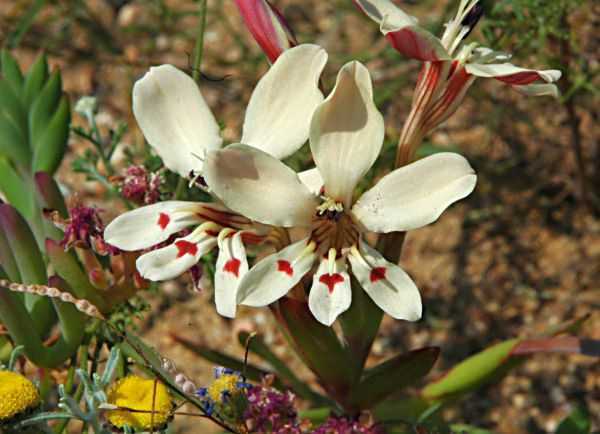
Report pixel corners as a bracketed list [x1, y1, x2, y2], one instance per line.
[465, 63, 562, 84]
[308, 256, 351, 326]
[104, 201, 203, 251]
[513, 83, 560, 98]
[204, 144, 318, 227]
[241, 44, 328, 159]
[136, 232, 217, 281]
[238, 238, 315, 307]
[352, 152, 476, 232]
[298, 167, 323, 196]
[133, 64, 222, 177]
[354, 0, 449, 61]
[214, 231, 249, 318]
[310, 61, 384, 207]
[348, 239, 421, 321]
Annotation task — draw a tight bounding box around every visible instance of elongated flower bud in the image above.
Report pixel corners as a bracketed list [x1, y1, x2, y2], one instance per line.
[234, 0, 297, 62]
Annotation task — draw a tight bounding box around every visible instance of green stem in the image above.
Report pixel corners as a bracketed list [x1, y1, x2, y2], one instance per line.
[192, 0, 208, 83]
[174, 0, 208, 201]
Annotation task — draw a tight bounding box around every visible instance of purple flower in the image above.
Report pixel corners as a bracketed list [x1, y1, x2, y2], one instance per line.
[244, 385, 303, 433]
[50, 204, 118, 255]
[313, 416, 384, 434]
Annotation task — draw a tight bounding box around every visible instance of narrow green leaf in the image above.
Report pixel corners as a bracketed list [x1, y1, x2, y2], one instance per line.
[422, 339, 520, 401]
[1, 50, 24, 92]
[373, 397, 432, 424]
[0, 203, 54, 334]
[0, 112, 30, 166]
[350, 347, 440, 409]
[32, 95, 70, 174]
[338, 278, 384, 375]
[0, 220, 22, 282]
[23, 53, 48, 108]
[0, 156, 34, 218]
[555, 405, 591, 434]
[34, 171, 67, 216]
[238, 331, 330, 405]
[29, 70, 62, 147]
[278, 298, 355, 405]
[171, 332, 277, 386]
[0, 79, 27, 135]
[45, 239, 108, 312]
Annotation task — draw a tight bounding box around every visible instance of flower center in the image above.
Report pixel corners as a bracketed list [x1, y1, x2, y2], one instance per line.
[315, 196, 344, 221]
[312, 198, 359, 253]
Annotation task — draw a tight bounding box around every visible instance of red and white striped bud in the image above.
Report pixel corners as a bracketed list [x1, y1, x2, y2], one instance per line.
[234, 0, 297, 63]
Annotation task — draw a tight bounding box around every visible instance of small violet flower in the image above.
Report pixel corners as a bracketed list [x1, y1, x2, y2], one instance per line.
[105, 44, 328, 318]
[204, 59, 477, 325]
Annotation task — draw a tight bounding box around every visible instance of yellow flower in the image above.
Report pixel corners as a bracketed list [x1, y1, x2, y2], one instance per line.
[0, 371, 40, 422]
[106, 376, 172, 430]
[207, 374, 241, 403]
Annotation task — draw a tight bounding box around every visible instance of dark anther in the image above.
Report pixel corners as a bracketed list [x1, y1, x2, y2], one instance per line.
[461, 2, 484, 39]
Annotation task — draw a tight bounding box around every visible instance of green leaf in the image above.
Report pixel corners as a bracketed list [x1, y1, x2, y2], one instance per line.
[0, 112, 30, 166]
[28, 70, 62, 148]
[170, 332, 277, 386]
[45, 239, 108, 312]
[338, 278, 384, 375]
[555, 406, 591, 434]
[0, 221, 22, 282]
[422, 339, 520, 402]
[278, 297, 356, 407]
[416, 143, 462, 158]
[450, 424, 496, 434]
[23, 53, 49, 108]
[0, 156, 34, 219]
[32, 95, 70, 174]
[34, 171, 67, 216]
[238, 331, 330, 405]
[349, 347, 439, 409]
[0, 78, 27, 137]
[0, 203, 54, 334]
[1, 50, 24, 93]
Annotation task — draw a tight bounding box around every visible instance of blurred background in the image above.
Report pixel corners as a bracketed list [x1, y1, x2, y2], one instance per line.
[0, 0, 598, 432]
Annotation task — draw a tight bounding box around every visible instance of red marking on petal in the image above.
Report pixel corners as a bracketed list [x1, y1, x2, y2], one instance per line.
[175, 240, 198, 258]
[277, 260, 293, 277]
[370, 267, 387, 283]
[319, 273, 345, 294]
[386, 29, 442, 62]
[223, 258, 241, 277]
[495, 71, 542, 85]
[157, 212, 170, 230]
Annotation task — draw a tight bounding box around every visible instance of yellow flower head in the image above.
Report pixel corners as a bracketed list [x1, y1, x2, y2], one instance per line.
[0, 371, 40, 422]
[106, 376, 172, 430]
[207, 374, 242, 403]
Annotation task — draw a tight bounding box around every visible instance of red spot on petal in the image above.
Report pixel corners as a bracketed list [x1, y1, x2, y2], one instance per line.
[223, 258, 241, 277]
[370, 267, 387, 283]
[277, 260, 293, 277]
[157, 212, 170, 229]
[319, 273, 345, 294]
[175, 240, 198, 258]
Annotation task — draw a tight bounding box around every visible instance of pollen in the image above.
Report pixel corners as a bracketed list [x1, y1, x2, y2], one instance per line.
[106, 376, 172, 430]
[316, 196, 344, 219]
[207, 374, 242, 403]
[0, 371, 40, 422]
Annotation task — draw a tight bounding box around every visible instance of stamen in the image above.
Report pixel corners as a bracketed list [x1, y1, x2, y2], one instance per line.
[327, 248, 336, 275]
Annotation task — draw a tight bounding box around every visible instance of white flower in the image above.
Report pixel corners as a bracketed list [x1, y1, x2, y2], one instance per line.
[354, 0, 562, 107]
[105, 44, 328, 318]
[204, 61, 477, 325]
